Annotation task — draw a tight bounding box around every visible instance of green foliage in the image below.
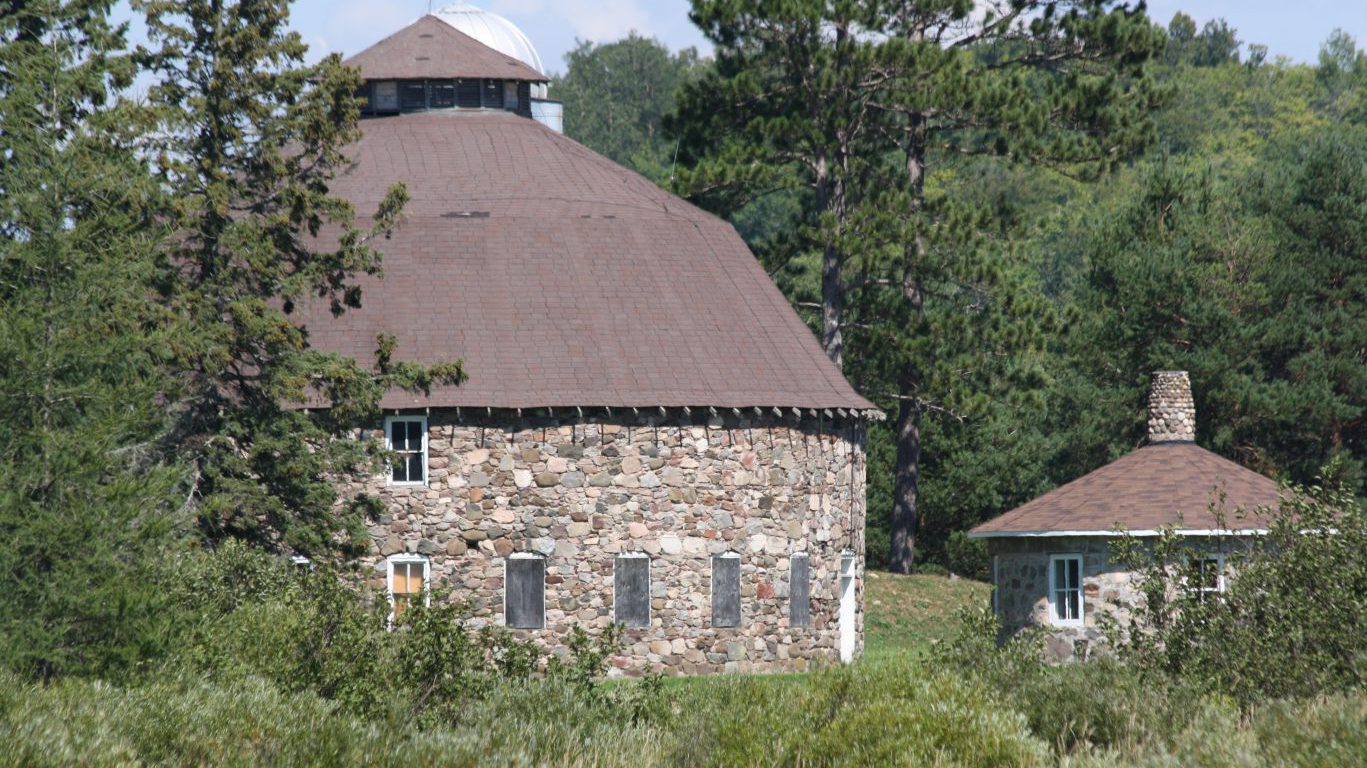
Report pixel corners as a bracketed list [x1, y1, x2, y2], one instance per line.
[1111, 473, 1366, 706]
[947, 531, 990, 580]
[553, 34, 703, 180]
[0, 0, 187, 681]
[1061, 125, 1367, 497]
[670, 0, 1165, 571]
[133, 0, 465, 557]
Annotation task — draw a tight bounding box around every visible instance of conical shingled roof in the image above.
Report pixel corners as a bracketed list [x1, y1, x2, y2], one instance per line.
[295, 110, 876, 414]
[969, 442, 1281, 537]
[343, 15, 546, 82]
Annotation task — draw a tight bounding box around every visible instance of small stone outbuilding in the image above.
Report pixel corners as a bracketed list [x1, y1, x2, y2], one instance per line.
[294, 7, 879, 676]
[970, 371, 1282, 661]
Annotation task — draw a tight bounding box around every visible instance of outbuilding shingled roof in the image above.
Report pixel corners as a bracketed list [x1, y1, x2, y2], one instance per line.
[295, 110, 875, 413]
[343, 15, 547, 82]
[969, 442, 1281, 537]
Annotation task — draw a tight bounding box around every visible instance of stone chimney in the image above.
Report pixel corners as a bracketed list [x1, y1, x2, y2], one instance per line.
[1147, 371, 1195, 443]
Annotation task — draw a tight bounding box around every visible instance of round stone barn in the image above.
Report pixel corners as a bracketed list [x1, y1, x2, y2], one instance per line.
[297, 6, 879, 676]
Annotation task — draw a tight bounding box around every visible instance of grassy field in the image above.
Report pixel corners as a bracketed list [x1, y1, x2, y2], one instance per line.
[864, 570, 992, 660]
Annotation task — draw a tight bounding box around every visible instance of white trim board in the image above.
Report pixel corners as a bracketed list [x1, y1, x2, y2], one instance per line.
[968, 528, 1268, 539]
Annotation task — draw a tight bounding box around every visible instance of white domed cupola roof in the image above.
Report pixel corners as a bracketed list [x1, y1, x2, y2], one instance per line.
[433, 3, 544, 76]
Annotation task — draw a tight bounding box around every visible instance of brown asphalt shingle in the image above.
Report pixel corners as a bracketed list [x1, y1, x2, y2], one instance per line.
[343, 15, 546, 82]
[970, 442, 1281, 536]
[295, 110, 874, 413]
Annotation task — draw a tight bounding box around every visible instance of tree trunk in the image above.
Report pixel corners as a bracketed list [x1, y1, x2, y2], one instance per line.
[889, 376, 922, 574]
[887, 118, 928, 573]
[821, 239, 843, 368]
[813, 156, 845, 368]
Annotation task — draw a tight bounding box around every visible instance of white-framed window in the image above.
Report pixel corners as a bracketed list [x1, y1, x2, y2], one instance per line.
[385, 415, 428, 485]
[613, 553, 651, 629]
[387, 554, 429, 622]
[505, 553, 545, 629]
[1188, 555, 1226, 601]
[1048, 554, 1084, 627]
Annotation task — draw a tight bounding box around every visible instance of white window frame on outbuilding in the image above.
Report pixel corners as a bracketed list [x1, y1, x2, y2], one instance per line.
[1048, 554, 1084, 627]
[1186, 554, 1226, 601]
[384, 415, 428, 486]
[386, 554, 430, 625]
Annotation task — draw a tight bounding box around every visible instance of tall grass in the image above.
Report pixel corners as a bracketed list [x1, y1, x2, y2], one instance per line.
[1, 659, 1362, 766]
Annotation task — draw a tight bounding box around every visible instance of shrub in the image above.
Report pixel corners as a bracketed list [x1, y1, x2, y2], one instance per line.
[947, 531, 991, 580]
[1111, 470, 1366, 705]
[667, 658, 1049, 767]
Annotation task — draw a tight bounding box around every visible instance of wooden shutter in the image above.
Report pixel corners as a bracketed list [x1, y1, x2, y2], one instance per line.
[712, 554, 741, 627]
[614, 555, 650, 628]
[790, 554, 810, 627]
[506, 556, 545, 629]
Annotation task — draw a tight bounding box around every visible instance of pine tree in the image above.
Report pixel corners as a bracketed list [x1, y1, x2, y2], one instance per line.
[0, 0, 184, 679]
[672, 0, 1164, 570]
[134, 0, 465, 557]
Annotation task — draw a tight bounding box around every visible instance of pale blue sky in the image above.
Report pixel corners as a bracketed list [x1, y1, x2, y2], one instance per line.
[116, 1, 1365, 75]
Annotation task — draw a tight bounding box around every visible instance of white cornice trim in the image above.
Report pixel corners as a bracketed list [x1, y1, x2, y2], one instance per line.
[968, 528, 1269, 539]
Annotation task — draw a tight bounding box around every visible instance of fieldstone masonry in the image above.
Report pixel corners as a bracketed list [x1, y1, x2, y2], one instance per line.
[991, 537, 1137, 662]
[338, 410, 867, 676]
[991, 536, 1248, 662]
[1147, 371, 1195, 442]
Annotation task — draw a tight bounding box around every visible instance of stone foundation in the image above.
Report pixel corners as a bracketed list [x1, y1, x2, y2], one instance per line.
[338, 410, 867, 676]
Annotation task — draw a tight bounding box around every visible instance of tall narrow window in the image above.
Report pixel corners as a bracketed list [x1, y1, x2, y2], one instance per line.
[614, 553, 650, 628]
[481, 79, 504, 108]
[388, 555, 428, 622]
[428, 80, 456, 108]
[372, 80, 399, 112]
[711, 552, 741, 628]
[456, 79, 481, 108]
[789, 553, 810, 627]
[505, 554, 545, 629]
[385, 416, 427, 485]
[1049, 554, 1083, 626]
[1189, 555, 1225, 602]
[400, 81, 427, 110]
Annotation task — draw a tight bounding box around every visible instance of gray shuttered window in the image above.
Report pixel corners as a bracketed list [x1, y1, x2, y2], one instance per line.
[505, 555, 545, 629]
[614, 554, 650, 628]
[712, 553, 741, 627]
[790, 553, 810, 627]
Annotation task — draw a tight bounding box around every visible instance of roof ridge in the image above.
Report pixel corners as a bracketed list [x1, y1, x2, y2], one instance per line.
[343, 15, 546, 82]
[416, 14, 548, 79]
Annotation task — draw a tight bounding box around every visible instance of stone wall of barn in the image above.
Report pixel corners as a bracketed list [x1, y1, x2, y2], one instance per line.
[988, 536, 1248, 662]
[339, 410, 868, 676]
